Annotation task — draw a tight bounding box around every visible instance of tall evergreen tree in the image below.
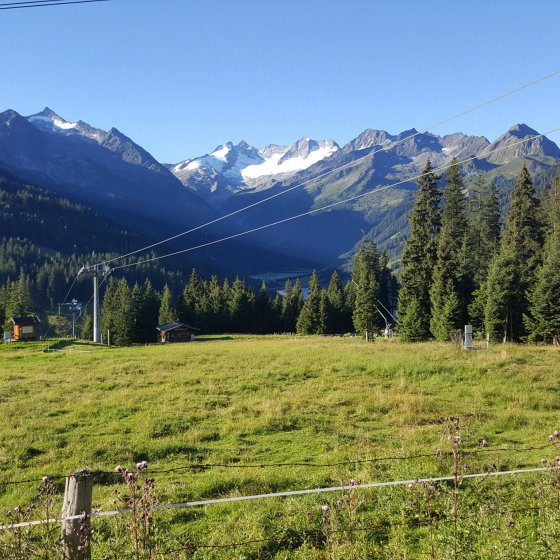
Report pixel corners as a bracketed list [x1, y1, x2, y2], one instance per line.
[397, 160, 441, 340]
[430, 159, 469, 340]
[484, 166, 544, 341]
[136, 279, 159, 342]
[470, 176, 501, 286]
[525, 176, 560, 343]
[158, 284, 178, 326]
[228, 277, 253, 332]
[181, 269, 203, 325]
[254, 281, 273, 334]
[80, 310, 93, 341]
[326, 270, 346, 333]
[296, 271, 322, 334]
[282, 279, 304, 332]
[352, 242, 381, 339]
[111, 278, 134, 346]
[100, 278, 117, 343]
[467, 176, 502, 328]
[399, 296, 428, 342]
[5, 271, 32, 317]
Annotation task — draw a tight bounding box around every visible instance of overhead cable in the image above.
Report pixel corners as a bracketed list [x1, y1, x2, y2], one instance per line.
[109, 128, 560, 271]
[94, 67, 560, 268]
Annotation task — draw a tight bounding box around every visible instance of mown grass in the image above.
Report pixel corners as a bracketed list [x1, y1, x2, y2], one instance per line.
[0, 336, 559, 558]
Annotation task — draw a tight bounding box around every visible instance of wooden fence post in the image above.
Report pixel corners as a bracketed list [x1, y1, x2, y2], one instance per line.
[61, 470, 93, 560]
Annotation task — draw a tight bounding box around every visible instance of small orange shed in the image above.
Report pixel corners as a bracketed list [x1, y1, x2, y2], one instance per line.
[9, 316, 40, 342]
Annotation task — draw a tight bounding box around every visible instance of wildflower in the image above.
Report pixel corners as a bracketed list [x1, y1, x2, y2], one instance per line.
[14, 506, 21, 515]
[115, 465, 125, 473]
[321, 505, 329, 513]
[549, 435, 554, 443]
[506, 519, 514, 527]
[554, 431, 560, 439]
[435, 448, 443, 458]
[541, 458, 547, 465]
[479, 439, 488, 447]
[42, 476, 50, 485]
[407, 483, 414, 490]
[349, 479, 356, 486]
[136, 461, 148, 471]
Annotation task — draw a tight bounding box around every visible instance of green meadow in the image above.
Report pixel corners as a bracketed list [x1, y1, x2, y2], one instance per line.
[0, 336, 559, 558]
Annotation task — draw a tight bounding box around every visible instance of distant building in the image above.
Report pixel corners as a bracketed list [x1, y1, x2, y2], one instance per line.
[156, 322, 200, 343]
[9, 316, 40, 342]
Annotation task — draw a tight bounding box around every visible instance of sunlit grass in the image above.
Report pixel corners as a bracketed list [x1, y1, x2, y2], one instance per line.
[0, 336, 558, 557]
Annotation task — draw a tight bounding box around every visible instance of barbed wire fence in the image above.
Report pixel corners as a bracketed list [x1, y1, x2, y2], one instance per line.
[0, 435, 558, 558]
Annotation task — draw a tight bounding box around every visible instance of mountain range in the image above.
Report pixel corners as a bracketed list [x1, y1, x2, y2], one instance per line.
[1, 107, 559, 284]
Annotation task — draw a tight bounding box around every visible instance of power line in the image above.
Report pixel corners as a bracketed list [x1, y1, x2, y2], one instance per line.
[94, 67, 560, 269]
[110, 128, 560, 272]
[0, 0, 109, 9]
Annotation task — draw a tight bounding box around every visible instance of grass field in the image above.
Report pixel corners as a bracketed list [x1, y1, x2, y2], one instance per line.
[0, 336, 559, 558]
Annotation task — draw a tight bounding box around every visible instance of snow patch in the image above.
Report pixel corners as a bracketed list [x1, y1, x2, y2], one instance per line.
[211, 145, 231, 162]
[242, 144, 338, 179]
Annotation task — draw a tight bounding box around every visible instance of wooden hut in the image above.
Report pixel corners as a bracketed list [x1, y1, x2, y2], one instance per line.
[9, 316, 40, 342]
[156, 322, 200, 343]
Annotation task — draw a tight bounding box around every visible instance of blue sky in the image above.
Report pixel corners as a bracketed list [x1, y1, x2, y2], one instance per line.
[2, 0, 559, 162]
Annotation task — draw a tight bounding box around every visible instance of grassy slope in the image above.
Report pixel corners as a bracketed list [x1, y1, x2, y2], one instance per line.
[0, 336, 558, 556]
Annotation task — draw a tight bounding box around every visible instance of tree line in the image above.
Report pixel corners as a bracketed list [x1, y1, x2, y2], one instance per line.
[86, 243, 397, 344]
[397, 158, 560, 343]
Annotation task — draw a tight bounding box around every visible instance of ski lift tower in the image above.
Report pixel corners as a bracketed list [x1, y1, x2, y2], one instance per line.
[58, 299, 83, 338]
[78, 263, 111, 343]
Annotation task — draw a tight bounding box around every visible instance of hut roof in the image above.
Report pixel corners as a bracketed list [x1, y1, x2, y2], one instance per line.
[10, 316, 40, 326]
[156, 322, 200, 333]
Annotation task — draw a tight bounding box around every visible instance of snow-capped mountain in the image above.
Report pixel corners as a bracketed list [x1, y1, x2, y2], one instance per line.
[172, 137, 339, 201]
[3, 105, 560, 275]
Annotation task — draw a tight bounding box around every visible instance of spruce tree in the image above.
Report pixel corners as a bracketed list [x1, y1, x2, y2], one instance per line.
[525, 176, 560, 343]
[6, 271, 32, 317]
[228, 277, 253, 332]
[80, 310, 93, 341]
[0, 284, 6, 328]
[296, 271, 322, 334]
[470, 176, 501, 285]
[352, 243, 381, 339]
[181, 269, 203, 325]
[467, 177, 501, 328]
[353, 265, 379, 339]
[158, 284, 178, 326]
[100, 278, 117, 343]
[282, 279, 304, 332]
[484, 166, 544, 341]
[397, 160, 440, 340]
[111, 278, 134, 346]
[326, 270, 346, 334]
[430, 159, 469, 340]
[281, 279, 294, 331]
[254, 281, 273, 334]
[137, 279, 159, 342]
[398, 297, 426, 342]
[318, 290, 330, 335]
